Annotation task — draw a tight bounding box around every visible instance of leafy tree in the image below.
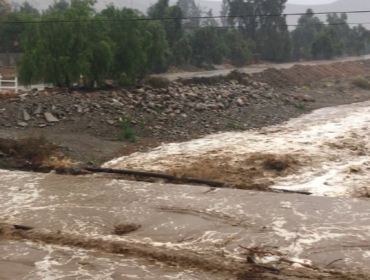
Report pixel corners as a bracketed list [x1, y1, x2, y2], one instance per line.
[148, 0, 183, 50]
[202, 9, 218, 27]
[20, 1, 169, 87]
[190, 27, 226, 66]
[292, 9, 323, 60]
[92, 6, 149, 85]
[142, 21, 170, 73]
[19, 1, 40, 17]
[225, 29, 252, 66]
[177, 0, 202, 28]
[347, 25, 370, 56]
[228, 0, 257, 40]
[46, 0, 70, 13]
[220, 0, 229, 27]
[147, 0, 169, 18]
[311, 28, 335, 59]
[164, 5, 184, 49]
[228, 0, 291, 62]
[0, 0, 11, 20]
[172, 37, 192, 65]
[0, 6, 38, 53]
[20, 0, 104, 87]
[326, 12, 350, 53]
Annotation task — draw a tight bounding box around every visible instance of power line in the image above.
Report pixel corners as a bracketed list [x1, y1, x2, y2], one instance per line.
[1, 10, 370, 24]
[186, 22, 370, 29]
[9, 21, 370, 33]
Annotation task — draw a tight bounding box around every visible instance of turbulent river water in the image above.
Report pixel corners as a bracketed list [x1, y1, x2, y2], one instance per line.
[2, 101, 370, 279]
[105, 100, 370, 198]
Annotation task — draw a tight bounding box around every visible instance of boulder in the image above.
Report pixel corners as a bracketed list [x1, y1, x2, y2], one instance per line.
[18, 122, 28, 127]
[44, 112, 59, 123]
[23, 110, 30, 121]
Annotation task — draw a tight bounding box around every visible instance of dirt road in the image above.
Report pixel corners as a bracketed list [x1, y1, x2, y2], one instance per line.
[1, 169, 370, 279]
[161, 54, 370, 81]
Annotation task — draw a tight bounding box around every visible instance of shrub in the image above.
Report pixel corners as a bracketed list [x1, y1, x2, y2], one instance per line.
[352, 77, 370, 89]
[142, 76, 170, 88]
[0, 137, 71, 169]
[118, 117, 136, 143]
[295, 103, 307, 110]
[226, 119, 244, 130]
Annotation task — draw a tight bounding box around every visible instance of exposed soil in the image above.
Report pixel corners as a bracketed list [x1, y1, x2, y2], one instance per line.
[168, 153, 301, 191]
[0, 137, 70, 171]
[253, 61, 370, 88]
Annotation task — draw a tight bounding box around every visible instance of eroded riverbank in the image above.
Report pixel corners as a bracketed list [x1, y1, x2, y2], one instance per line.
[105, 100, 370, 198]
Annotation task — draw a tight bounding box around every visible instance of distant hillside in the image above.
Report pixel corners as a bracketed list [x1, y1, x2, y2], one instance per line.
[285, 0, 370, 26]
[11, 0, 370, 27]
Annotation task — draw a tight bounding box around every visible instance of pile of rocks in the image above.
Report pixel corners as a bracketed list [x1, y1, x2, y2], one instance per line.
[0, 80, 301, 139]
[1, 81, 276, 123]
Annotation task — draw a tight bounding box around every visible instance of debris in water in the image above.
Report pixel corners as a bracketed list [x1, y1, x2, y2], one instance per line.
[113, 223, 141, 236]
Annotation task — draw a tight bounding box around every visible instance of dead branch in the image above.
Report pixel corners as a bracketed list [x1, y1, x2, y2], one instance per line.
[83, 167, 225, 188]
[238, 245, 313, 268]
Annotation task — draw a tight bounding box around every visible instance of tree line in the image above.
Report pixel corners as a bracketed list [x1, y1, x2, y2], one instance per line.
[0, 0, 369, 87]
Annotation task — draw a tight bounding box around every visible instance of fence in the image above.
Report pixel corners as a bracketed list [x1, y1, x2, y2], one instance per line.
[0, 75, 18, 93]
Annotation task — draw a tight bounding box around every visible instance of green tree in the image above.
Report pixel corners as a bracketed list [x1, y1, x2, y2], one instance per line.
[292, 9, 323, 60]
[142, 21, 170, 73]
[20, 1, 169, 87]
[20, 0, 106, 87]
[225, 29, 252, 66]
[348, 25, 370, 56]
[96, 6, 150, 85]
[190, 27, 227, 66]
[164, 5, 184, 49]
[220, 0, 229, 27]
[148, 0, 184, 50]
[46, 0, 70, 13]
[326, 12, 350, 53]
[0, 1, 40, 53]
[177, 0, 202, 28]
[202, 9, 218, 27]
[311, 28, 335, 59]
[147, 0, 169, 18]
[228, 0, 291, 62]
[172, 37, 192, 65]
[0, 0, 11, 20]
[19, 1, 40, 18]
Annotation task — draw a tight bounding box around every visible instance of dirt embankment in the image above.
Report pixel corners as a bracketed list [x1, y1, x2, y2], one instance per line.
[169, 153, 300, 191]
[252, 60, 370, 88]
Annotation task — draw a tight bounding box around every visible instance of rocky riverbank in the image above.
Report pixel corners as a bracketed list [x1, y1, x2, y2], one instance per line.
[1, 61, 370, 166]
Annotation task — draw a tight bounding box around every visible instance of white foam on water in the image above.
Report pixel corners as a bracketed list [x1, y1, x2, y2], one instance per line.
[0, 170, 46, 222]
[104, 100, 370, 197]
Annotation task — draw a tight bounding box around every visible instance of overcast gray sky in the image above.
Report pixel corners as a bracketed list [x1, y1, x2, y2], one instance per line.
[288, 0, 335, 4]
[212, 0, 337, 4]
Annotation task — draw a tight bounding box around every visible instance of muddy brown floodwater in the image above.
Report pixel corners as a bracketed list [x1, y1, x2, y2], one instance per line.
[1, 168, 370, 279]
[2, 101, 370, 279]
[105, 100, 370, 198]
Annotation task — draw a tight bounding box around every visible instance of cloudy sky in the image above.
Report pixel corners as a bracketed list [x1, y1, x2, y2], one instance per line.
[288, 0, 335, 4]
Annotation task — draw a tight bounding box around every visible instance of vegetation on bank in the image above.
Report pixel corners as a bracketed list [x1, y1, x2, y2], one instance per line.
[0, 0, 369, 87]
[0, 137, 71, 171]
